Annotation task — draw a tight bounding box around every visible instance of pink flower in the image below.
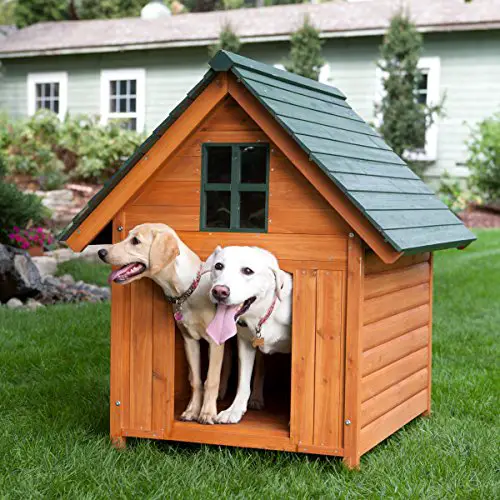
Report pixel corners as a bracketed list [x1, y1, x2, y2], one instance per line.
[36, 228, 44, 234]
[21, 242, 29, 249]
[13, 226, 20, 233]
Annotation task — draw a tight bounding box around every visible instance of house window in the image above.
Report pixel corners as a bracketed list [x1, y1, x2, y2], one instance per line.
[100, 69, 145, 132]
[27, 72, 68, 119]
[201, 144, 269, 232]
[375, 57, 441, 161]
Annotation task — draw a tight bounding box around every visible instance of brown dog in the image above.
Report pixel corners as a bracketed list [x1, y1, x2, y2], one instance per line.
[98, 223, 225, 424]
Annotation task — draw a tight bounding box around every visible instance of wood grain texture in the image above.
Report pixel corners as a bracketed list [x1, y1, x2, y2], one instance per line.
[152, 284, 173, 437]
[110, 214, 127, 444]
[228, 74, 402, 265]
[362, 304, 430, 352]
[125, 206, 199, 232]
[201, 96, 260, 131]
[365, 252, 430, 275]
[66, 74, 228, 252]
[314, 270, 345, 450]
[424, 254, 434, 416]
[290, 269, 317, 448]
[361, 368, 428, 427]
[363, 283, 430, 326]
[343, 235, 364, 469]
[361, 348, 428, 403]
[132, 181, 200, 207]
[364, 262, 430, 300]
[362, 326, 429, 377]
[360, 390, 427, 454]
[129, 278, 154, 431]
[178, 231, 348, 263]
[154, 155, 201, 182]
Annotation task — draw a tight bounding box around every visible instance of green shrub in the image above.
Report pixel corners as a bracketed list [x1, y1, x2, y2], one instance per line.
[466, 113, 500, 202]
[438, 172, 482, 213]
[0, 182, 49, 244]
[0, 110, 145, 186]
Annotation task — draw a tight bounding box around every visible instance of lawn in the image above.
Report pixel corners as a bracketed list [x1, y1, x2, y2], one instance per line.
[55, 258, 109, 287]
[0, 231, 498, 498]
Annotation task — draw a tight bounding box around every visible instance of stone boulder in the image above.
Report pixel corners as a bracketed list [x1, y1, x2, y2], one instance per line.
[31, 256, 58, 278]
[0, 244, 43, 303]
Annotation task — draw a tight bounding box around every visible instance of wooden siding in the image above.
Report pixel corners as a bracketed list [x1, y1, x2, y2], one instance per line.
[359, 250, 432, 455]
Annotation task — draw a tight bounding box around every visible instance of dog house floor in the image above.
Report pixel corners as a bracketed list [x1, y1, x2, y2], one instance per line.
[173, 398, 290, 436]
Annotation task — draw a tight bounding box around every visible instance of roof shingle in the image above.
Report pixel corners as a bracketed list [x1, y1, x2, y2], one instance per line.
[1, 0, 500, 57]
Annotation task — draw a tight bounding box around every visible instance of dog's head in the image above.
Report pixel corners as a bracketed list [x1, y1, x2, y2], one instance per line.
[207, 245, 288, 322]
[98, 223, 180, 285]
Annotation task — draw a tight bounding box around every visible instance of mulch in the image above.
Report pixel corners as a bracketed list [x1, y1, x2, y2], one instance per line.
[458, 206, 500, 228]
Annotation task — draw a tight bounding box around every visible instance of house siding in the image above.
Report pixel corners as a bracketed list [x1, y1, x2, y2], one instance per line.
[1, 31, 499, 184]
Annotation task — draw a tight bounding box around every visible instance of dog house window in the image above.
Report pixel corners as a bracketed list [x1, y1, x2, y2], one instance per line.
[201, 144, 269, 232]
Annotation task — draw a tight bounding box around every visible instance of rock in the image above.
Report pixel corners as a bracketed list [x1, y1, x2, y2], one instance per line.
[31, 256, 58, 278]
[35, 189, 74, 211]
[79, 244, 110, 263]
[0, 244, 43, 303]
[26, 298, 44, 311]
[36, 275, 110, 305]
[45, 248, 76, 263]
[58, 273, 75, 285]
[6, 298, 23, 309]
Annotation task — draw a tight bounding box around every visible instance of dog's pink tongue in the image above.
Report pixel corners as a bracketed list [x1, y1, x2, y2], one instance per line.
[206, 303, 240, 345]
[108, 264, 136, 284]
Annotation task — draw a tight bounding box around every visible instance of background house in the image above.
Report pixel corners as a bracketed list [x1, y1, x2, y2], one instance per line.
[0, 0, 499, 185]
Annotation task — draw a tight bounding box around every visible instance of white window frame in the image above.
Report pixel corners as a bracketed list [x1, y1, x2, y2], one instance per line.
[375, 56, 441, 162]
[27, 72, 68, 120]
[100, 68, 145, 132]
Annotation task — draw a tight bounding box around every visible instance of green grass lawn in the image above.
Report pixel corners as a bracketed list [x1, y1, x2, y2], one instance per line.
[1, 231, 498, 498]
[55, 259, 110, 287]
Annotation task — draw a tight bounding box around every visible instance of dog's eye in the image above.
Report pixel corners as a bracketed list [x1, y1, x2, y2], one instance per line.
[214, 262, 224, 271]
[241, 267, 254, 276]
[131, 236, 140, 246]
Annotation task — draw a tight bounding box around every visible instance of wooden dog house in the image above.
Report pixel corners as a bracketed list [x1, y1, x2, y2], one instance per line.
[60, 51, 475, 468]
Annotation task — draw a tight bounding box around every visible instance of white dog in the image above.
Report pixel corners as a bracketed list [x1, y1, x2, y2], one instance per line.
[206, 246, 293, 424]
[98, 223, 226, 424]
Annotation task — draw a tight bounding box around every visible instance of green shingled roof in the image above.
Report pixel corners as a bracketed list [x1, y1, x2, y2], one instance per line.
[60, 50, 475, 254]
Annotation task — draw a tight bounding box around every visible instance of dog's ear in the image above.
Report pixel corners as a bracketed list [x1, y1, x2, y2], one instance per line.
[149, 231, 179, 274]
[268, 256, 286, 301]
[203, 245, 222, 273]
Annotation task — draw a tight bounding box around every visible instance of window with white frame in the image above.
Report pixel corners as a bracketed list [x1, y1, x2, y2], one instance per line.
[375, 57, 441, 161]
[27, 72, 68, 119]
[100, 69, 145, 132]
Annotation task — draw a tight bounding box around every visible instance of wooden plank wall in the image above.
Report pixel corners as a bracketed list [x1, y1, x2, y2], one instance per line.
[359, 252, 432, 455]
[118, 96, 350, 444]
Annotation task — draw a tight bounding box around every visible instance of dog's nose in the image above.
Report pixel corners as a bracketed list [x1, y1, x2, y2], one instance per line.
[98, 249, 108, 262]
[212, 285, 230, 301]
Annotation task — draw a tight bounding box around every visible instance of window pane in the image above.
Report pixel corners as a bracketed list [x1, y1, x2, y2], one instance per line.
[241, 146, 267, 183]
[42, 100, 51, 110]
[53, 83, 59, 98]
[130, 79, 136, 95]
[43, 83, 51, 98]
[129, 98, 136, 112]
[119, 98, 127, 112]
[207, 146, 232, 183]
[119, 80, 127, 95]
[36, 84, 42, 98]
[240, 191, 266, 229]
[206, 191, 231, 229]
[53, 100, 59, 114]
[110, 98, 116, 112]
[110, 81, 117, 96]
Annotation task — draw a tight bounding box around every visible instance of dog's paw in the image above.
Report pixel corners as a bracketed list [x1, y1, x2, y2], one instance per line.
[180, 408, 200, 422]
[197, 411, 216, 425]
[215, 406, 246, 424]
[248, 396, 265, 411]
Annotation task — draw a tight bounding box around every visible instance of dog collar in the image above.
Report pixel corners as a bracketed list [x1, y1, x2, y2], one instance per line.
[251, 294, 279, 348]
[166, 265, 206, 322]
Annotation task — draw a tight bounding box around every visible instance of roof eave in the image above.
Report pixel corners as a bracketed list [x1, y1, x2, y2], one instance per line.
[2, 22, 499, 59]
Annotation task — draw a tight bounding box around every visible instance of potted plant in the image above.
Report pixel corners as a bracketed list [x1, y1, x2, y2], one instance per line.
[8, 226, 54, 256]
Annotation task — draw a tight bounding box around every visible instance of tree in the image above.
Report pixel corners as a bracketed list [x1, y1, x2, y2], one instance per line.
[14, 0, 73, 27]
[208, 23, 241, 58]
[376, 11, 443, 165]
[284, 16, 324, 81]
[77, 0, 144, 20]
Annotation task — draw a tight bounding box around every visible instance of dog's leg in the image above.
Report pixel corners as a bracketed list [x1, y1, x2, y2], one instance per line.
[248, 349, 265, 410]
[180, 335, 203, 422]
[198, 342, 225, 424]
[218, 342, 232, 401]
[215, 336, 255, 424]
